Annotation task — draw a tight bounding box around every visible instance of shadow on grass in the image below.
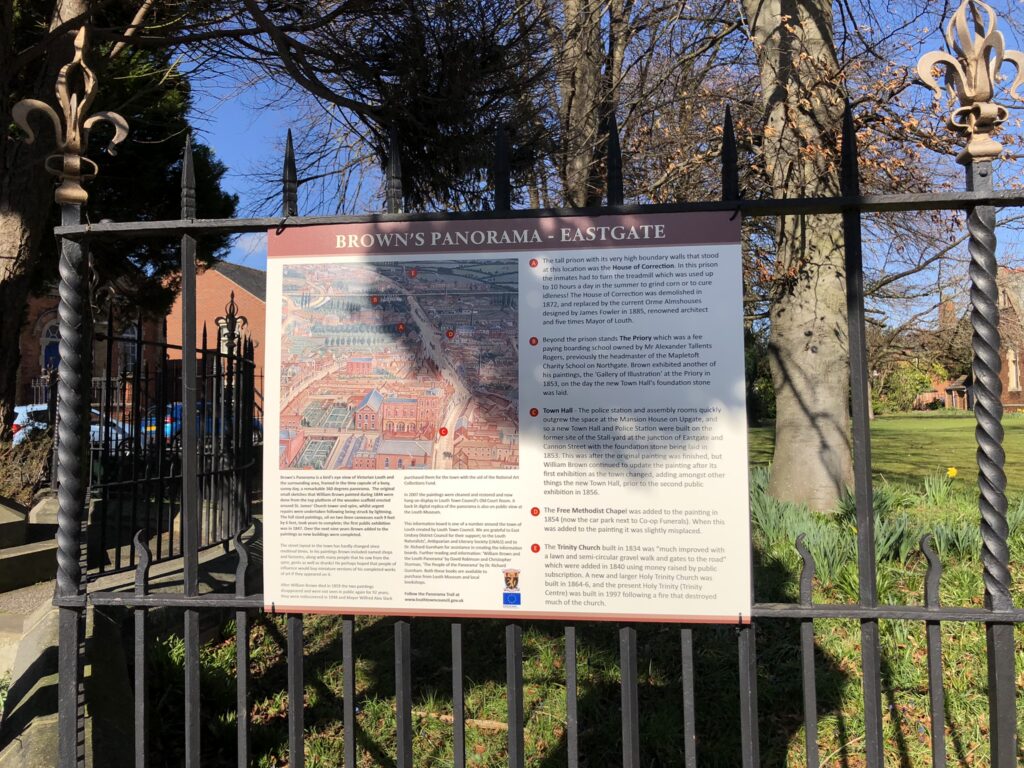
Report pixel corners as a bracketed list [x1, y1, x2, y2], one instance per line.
[143, 547, 864, 767]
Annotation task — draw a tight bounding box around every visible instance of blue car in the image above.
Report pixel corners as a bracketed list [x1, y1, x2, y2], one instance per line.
[142, 402, 262, 444]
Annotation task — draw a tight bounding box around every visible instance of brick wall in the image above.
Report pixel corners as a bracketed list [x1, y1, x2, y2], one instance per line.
[165, 267, 266, 377]
[17, 290, 162, 406]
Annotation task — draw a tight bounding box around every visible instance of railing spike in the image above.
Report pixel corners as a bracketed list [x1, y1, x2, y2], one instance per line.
[920, 534, 943, 608]
[795, 533, 816, 606]
[133, 530, 152, 596]
[283, 129, 298, 217]
[494, 125, 511, 212]
[386, 125, 403, 214]
[182, 133, 196, 219]
[722, 105, 740, 202]
[234, 527, 250, 598]
[840, 100, 860, 197]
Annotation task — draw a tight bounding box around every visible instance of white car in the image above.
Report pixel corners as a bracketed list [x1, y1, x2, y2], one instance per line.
[12, 403, 130, 447]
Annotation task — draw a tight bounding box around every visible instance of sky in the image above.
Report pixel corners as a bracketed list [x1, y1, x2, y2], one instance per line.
[188, 80, 290, 271]
[185, 2, 1024, 283]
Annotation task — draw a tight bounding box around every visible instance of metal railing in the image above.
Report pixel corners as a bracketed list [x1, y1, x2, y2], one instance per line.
[30, 373, 124, 409]
[22, 5, 1024, 767]
[48, 118, 1024, 767]
[84, 315, 259, 575]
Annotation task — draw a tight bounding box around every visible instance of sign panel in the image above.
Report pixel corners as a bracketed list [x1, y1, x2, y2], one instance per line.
[264, 212, 751, 622]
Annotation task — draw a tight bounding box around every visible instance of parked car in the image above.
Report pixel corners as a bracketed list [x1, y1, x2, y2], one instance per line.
[142, 402, 262, 444]
[12, 403, 130, 447]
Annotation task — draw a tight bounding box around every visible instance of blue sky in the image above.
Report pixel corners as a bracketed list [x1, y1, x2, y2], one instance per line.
[186, 2, 1024, 281]
[189, 81, 291, 271]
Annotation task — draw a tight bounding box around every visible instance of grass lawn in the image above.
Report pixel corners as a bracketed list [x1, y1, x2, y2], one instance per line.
[147, 413, 1024, 767]
[749, 411, 1024, 491]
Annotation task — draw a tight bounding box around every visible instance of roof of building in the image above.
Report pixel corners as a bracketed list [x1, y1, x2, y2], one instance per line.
[378, 439, 432, 455]
[946, 374, 971, 390]
[212, 262, 266, 301]
[355, 389, 384, 412]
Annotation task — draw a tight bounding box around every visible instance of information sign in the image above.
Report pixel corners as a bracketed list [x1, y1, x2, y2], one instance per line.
[264, 211, 751, 622]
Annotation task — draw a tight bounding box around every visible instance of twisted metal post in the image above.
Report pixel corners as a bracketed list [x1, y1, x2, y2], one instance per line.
[965, 161, 1010, 610]
[14, 26, 128, 768]
[16, 25, 126, 597]
[918, 3, 1023, 763]
[54, 201, 87, 601]
[386, 125, 402, 214]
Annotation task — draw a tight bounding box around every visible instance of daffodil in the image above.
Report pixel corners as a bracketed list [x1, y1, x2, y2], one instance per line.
[946, 466, 958, 479]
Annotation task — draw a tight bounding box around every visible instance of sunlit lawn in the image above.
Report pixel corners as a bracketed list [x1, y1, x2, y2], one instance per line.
[146, 411, 1024, 767]
[749, 411, 1024, 490]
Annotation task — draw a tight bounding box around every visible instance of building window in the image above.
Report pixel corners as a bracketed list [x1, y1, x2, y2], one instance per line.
[1010, 348, 1021, 392]
[40, 322, 60, 371]
[118, 323, 140, 372]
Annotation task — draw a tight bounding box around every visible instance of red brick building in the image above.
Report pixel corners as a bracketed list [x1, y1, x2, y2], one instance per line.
[15, 261, 266, 408]
[353, 386, 446, 437]
[15, 285, 163, 406]
[354, 389, 384, 431]
[453, 424, 519, 469]
[346, 357, 373, 375]
[374, 438, 433, 469]
[165, 262, 266, 377]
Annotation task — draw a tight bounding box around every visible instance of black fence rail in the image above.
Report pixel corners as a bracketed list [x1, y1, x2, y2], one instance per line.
[42, 107, 1023, 768]
[83, 310, 260, 576]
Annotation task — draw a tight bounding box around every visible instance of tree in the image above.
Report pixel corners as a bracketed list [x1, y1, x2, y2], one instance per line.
[529, 0, 739, 207]
[74, 0, 1015, 513]
[738, 0, 852, 510]
[187, 0, 550, 212]
[874, 363, 934, 413]
[0, 0, 87, 439]
[0, 1, 236, 438]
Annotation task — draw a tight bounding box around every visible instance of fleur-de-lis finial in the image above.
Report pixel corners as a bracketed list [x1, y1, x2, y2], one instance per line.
[917, 0, 1024, 164]
[217, 291, 249, 348]
[12, 27, 129, 204]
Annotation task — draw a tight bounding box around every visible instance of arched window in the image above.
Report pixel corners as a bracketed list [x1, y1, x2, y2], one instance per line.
[1010, 348, 1021, 392]
[40, 322, 60, 372]
[118, 324, 140, 373]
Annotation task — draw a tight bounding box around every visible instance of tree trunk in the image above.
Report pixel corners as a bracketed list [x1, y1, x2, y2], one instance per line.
[0, 0, 88, 439]
[742, 0, 853, 510]
[558, 0, 605, 206]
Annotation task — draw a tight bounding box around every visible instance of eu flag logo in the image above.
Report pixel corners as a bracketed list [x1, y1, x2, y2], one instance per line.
[503, 593, 521, 606]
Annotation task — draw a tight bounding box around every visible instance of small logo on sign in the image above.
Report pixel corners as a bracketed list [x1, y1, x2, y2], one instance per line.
[503, 569, 521, 607]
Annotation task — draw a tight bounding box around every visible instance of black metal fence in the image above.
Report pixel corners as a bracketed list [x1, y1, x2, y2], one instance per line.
[21, 307, 259, 580]
[41, 106, 1024, 767]
[30, 18, 1024, 768]
[81, 309, 260, 575]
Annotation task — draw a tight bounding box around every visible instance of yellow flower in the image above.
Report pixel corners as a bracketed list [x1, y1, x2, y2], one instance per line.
[946, 466, 958, 479]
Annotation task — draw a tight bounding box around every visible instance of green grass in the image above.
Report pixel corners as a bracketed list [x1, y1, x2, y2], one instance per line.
[750, 411, 1024, 490]
[144, 414, 1024, 767]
